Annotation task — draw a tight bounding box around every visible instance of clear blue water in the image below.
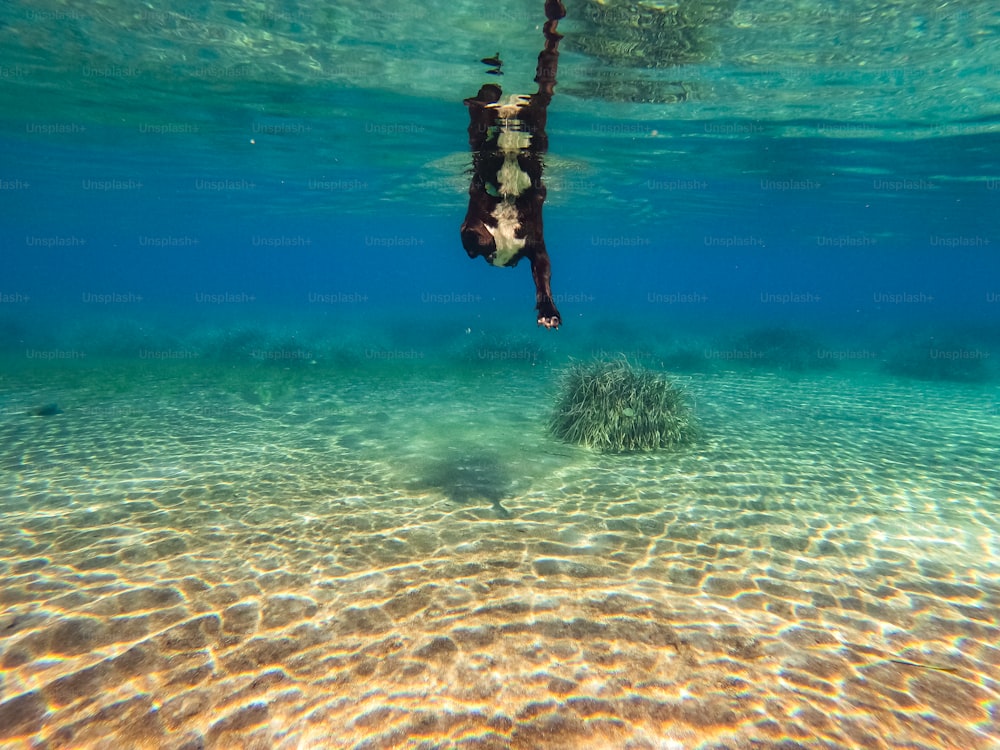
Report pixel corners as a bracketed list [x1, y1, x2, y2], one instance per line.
[1, 1, 999, 748]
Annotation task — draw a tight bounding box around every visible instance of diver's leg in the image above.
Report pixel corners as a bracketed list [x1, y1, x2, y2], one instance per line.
[461, 83, 503, 261]
[461, 173, 499, 261]
[530, 246, 561, 329]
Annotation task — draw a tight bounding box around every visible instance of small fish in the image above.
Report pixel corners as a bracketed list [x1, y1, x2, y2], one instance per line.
[480, 52, 503, 67]
[486, 69, 503, 76]
[887, 658, 958, 673]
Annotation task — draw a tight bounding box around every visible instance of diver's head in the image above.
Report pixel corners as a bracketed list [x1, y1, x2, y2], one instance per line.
[475, 83, 502, 104]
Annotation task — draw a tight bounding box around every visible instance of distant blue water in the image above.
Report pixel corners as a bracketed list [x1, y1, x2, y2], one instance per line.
[3, 119, 998, 339]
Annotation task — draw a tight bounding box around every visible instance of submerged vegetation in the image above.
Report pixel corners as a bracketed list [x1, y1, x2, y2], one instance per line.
[883, 334, 993, 383]
[455, 332, 546, 366]
[550, 359, 695, 453]
[727, 327, 836, 373]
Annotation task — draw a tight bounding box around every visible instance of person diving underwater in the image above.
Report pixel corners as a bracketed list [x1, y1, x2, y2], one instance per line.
[460, 0, 566, 329]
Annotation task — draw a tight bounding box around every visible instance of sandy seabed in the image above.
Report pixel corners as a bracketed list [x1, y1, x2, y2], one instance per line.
[1, 361, 998, 749]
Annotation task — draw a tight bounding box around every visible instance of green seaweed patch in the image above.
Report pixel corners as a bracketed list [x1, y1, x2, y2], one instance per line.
[725, 327, 838, 373]
[550, 358, 696, 453]
[883, 336, 993, 383]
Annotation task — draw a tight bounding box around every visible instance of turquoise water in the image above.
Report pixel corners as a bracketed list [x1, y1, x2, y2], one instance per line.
[1, 1, 999, 748]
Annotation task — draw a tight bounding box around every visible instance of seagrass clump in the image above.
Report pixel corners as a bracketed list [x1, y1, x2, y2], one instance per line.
[550, 359, 695, 453]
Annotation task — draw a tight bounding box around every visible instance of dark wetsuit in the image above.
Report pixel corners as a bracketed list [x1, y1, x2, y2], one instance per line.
[460, 0, 565, 329]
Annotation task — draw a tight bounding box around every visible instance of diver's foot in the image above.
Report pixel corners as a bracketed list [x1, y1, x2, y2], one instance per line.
[537, 298, 561, 329]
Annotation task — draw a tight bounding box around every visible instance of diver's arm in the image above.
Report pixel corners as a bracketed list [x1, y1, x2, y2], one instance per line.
[535, 0, 565, 100]
[526, 0, 564, 148]
[530, 244, 561, 329]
